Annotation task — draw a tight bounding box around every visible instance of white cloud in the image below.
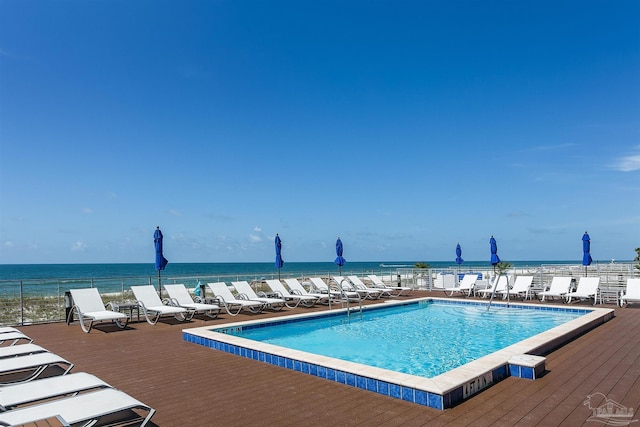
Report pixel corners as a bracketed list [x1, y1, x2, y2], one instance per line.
[82, 207, 93, 214]
[250, 226, 263, 243]
[610, 154, 640, 172]
[168, 209, 182, 217]
[70, 240, 87, 252]
[4, 241, 15, 248]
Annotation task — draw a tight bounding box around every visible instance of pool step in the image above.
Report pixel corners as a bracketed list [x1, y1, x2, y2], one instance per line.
[508, 354, 546, 380]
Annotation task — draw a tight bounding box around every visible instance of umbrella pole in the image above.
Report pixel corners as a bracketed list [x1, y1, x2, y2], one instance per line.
[487, 273, 499, 312]
[158, 271, 162, 298]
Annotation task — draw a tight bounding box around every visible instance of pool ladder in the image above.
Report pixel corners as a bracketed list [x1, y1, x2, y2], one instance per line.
[331, 278, 363, 321]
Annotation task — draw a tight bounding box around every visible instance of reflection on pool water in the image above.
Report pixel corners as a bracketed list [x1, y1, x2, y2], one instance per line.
[230, 301, 586, 378]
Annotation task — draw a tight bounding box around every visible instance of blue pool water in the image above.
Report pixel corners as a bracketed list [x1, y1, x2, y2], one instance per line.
[228, 301, 587, 378]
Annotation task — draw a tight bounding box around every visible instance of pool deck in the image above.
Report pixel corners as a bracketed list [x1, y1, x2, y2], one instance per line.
[12, 290, 640, 426]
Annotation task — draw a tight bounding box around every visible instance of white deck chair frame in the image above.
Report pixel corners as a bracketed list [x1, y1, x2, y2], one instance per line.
[333, 276, 371, 299]
[265, 280, 318, 308]
[441, 274, 477, 297]
[283, 279, 330, 305]
[367, 274, 412, 296]
[131, 285, 193, 325]
[0, 352, 74, 385]
[206, 282, 264, 316]
[308, 277, 345, 298]
[0, 372, 110, 411]
[538, 277, 572, 302]
[309, 277, 349, 299]
[347, 276, 392, 298]
[164, 284, 220, 318]
[619, 278, 640, 307]
[500, 276, 534, 300]
[231, 281, 286, 311]
[309, 277, 354, 303]
[68, 288, 129, 333]
[0, 344, 48, 360]
[0, 388, 155, 427]
[0, 332, 33, 346]
[565, 277, 602, 305]
[477, 276, 509, 298]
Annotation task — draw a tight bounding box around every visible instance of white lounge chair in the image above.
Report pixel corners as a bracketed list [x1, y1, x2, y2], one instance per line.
[206, 282, 264, 316]
[477, 276, 509, 298]
[360, 275, 403, 297]
[565, 277, 601, 305]
[367, 274, 412, 296]
[0, 327, 22, 334]
[441, 274, 477, 297]
[309, 277, 335, 295]
[347, 276, 392, 298]
[283, 279, 330, 304]
[0, 343, 48, 359]
[619, 278, 640, 307]
[310, 277, 359, 300]
[500, 276, 534, 300]
[0, 332, 33, 346]
[164, 284, 220, 318]
[335, 276, 380, 299]
[231, 281, 286, 311]
[538, 277, 572, 302]
[131, 285, 193, 325]
[265, 280, 318, 308]
[0, 372, 110, 411]
[0, 388, 156, 426]
[0, 352, 74, 385]
[68, 288, 129, 333]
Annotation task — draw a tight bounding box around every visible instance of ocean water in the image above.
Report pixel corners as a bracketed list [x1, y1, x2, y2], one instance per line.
[0, 260, 579, 282]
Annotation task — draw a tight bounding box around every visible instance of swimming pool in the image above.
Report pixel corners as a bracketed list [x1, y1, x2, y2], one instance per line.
[183, 298, 614, 409]
[226, 301, 586, 378]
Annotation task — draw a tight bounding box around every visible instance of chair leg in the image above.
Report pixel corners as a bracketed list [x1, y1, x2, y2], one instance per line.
[79, 315, 92, 333]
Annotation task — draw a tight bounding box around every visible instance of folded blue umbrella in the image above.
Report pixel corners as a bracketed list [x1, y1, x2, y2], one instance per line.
[582, 232, 592, 266]
[456, 243, 464, 266]
[275, 234, 284, 269]
[154, 227, 168, 271]
[335, 238, 346, 267]
[490, 236, 500, 266]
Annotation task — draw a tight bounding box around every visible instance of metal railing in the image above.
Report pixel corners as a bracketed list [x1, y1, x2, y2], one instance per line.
[2, 263, 636, 326]
[0, 268, 393, 326]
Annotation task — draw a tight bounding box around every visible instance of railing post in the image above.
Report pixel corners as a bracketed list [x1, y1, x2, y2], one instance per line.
[19, 280, 24, 326]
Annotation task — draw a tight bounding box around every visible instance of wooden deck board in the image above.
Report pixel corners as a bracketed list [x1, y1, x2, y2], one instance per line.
[10, 292, 640, 426]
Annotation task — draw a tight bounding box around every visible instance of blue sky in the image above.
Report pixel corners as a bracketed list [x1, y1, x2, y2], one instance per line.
[1, 0, 639, 264]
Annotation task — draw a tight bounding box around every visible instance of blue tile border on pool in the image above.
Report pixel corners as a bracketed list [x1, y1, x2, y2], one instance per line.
[183, 330, 488, 410]
[182, 298, 603, 410]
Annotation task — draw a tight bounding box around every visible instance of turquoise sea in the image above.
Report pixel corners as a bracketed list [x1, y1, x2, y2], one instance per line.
[0, 260, 585, 282]
[0, 260, 629, 301]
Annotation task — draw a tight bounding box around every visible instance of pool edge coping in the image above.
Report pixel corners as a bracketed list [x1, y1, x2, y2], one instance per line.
[182, 297, 614, 409]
